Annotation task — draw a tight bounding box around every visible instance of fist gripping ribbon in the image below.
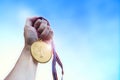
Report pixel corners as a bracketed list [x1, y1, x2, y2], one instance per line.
[30, 17, 64, 80]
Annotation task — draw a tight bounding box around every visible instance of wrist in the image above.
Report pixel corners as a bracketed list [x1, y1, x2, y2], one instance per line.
[24, 44, 31, 51]
[22, 44, 38, 64]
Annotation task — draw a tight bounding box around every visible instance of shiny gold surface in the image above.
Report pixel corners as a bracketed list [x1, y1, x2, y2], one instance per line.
[31, 41, 52, 63]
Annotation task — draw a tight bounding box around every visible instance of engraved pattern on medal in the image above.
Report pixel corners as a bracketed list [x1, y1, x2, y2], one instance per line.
[31, 41, 52, 63]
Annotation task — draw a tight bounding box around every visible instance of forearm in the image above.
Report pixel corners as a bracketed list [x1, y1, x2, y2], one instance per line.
[5, 45, 38, 80]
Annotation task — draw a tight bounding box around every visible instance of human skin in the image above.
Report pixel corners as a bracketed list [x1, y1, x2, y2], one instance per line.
[4, 17, 53, 80]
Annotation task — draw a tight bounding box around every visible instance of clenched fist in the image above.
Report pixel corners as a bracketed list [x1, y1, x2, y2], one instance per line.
[24, 17, 53, 46]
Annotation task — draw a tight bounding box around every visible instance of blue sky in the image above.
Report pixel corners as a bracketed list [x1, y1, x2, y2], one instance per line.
[0, 0, 119, 80]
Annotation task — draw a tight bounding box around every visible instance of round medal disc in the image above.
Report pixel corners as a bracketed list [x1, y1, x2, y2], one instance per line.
[31, 41, 52, 63]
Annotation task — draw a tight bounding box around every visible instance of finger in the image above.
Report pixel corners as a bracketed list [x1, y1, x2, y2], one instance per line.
[40, 27, 53, 41]
[45, 29, 53, 40]
[34, 19, 42, 29]
[25, 16, 39, 27]
[41, 19, 48, 26]
[37, 26, 46, 35]
[37, 22, 47, 32]
[39, 27, 49, 40]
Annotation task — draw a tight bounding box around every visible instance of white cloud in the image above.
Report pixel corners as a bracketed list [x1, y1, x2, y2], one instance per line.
[17, 6, 38, 24]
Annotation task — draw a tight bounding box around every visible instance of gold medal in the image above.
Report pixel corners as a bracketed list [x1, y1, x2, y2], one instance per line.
[31, 40, 52, 63]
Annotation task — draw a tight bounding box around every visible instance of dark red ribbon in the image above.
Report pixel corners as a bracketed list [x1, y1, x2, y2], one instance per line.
[52, 42, 64, 80]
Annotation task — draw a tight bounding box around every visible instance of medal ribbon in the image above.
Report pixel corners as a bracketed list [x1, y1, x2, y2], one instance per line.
[52, 42, 64, 80]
